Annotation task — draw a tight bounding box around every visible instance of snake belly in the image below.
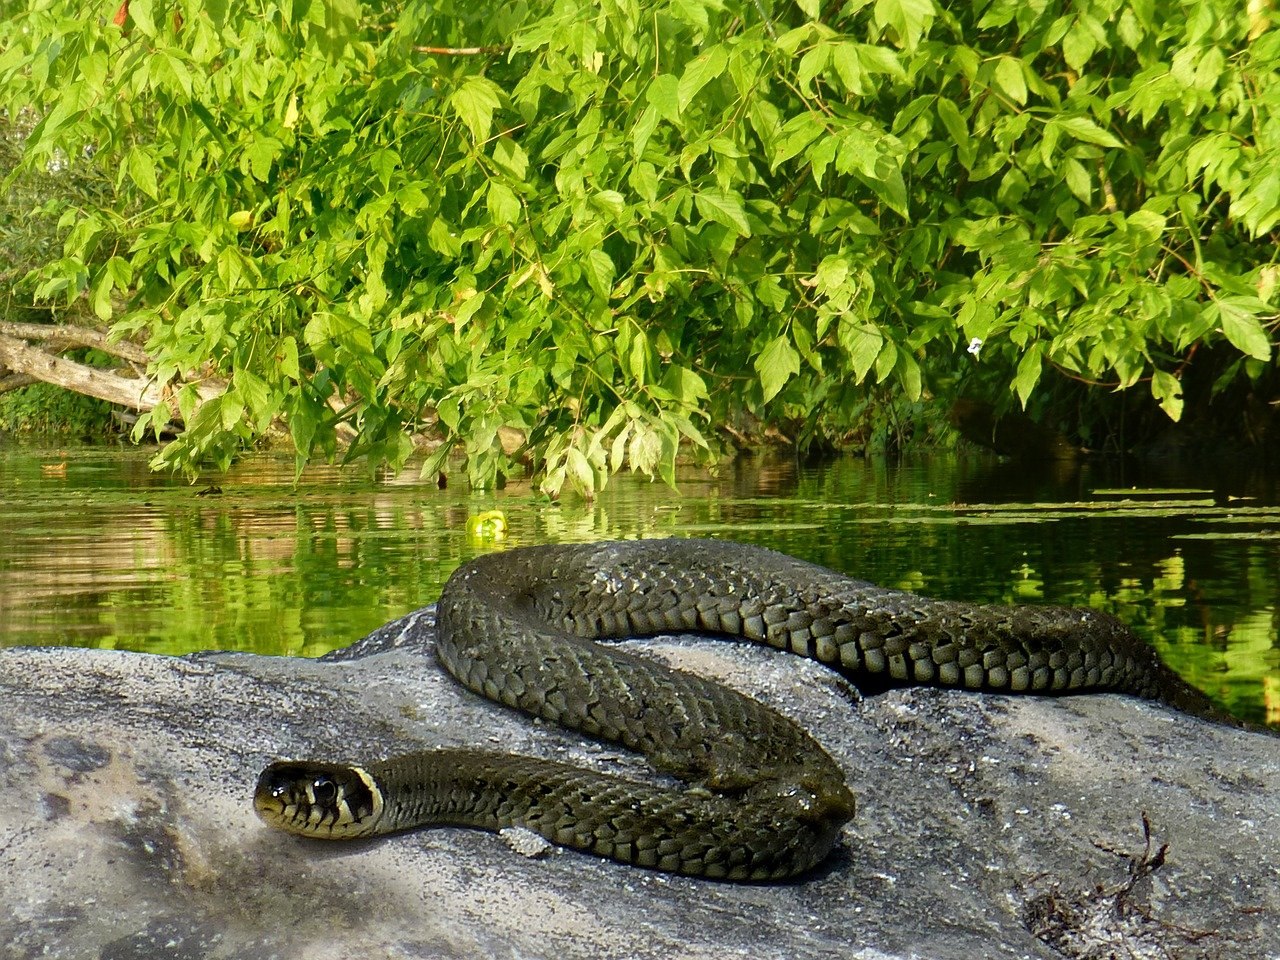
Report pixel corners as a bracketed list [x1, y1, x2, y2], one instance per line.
[254, 538, 1223, 880]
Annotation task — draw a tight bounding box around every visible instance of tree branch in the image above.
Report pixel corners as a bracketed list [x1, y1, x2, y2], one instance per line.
[412, 44, 508, 55]
[0, 332, 166, 409]
[0, 320, 150, 364]
[0, 371, 38, 395]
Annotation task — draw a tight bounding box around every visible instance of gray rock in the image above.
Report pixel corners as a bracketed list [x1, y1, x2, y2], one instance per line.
[2, 608, 1276, 960]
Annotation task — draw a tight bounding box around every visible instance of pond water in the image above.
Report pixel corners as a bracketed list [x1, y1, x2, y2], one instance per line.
[0, 441, 1276, 727]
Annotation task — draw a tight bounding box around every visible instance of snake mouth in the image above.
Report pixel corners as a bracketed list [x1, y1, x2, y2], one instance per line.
[253, 761, 384, 839]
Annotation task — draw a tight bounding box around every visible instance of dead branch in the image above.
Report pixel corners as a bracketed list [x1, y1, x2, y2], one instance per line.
[0, 371, 38, 394]
[412, 44, 508, 55]
[0, 332, 166, 409]
[0, 321, 150, 365]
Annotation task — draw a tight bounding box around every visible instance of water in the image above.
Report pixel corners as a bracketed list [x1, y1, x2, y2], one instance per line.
[0, 442, 1276, 726]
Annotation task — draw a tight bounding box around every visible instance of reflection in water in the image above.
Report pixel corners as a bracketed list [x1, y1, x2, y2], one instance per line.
[0, 444, 1276, 726]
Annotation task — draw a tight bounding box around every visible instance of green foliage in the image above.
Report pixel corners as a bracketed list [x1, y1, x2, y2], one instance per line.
[2, 0, 1278, 491]
[0, 378, 118, 435]
[0, 378, 117, 435]
[0, 109, 111, 318]
[1, 109, 119, 437]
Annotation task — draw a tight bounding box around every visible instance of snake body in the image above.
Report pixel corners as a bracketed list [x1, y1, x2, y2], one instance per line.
[254, 538, 1223, 879]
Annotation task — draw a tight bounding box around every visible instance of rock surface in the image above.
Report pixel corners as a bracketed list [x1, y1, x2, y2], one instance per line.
[2, 608, 1277, 960]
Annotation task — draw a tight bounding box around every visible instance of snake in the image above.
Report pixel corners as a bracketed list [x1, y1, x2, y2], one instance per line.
[253, 538, 1227, 881]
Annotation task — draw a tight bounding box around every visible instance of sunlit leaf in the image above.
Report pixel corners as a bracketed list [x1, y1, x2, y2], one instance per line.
[695, 188, 751, 236]
[1211, 298, 1272, 361]
[756, 334, 800, 402]
[450, 77, 503, 141]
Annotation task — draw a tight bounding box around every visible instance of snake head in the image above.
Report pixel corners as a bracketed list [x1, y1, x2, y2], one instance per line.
[253, 761, 384, 839]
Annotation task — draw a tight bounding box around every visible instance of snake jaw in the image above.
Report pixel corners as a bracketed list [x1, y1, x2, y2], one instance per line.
[253, 761, 384, 839]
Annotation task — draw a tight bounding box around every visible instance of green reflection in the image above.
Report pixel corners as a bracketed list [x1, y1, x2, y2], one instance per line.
[0, 444, 1276, 727]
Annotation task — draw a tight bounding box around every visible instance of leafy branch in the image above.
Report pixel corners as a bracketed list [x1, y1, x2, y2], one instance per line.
[0, 0, 1277, 490]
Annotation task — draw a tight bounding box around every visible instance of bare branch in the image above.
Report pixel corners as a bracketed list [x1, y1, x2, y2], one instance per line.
[0, 332, 166, 410]
[412, 44, 508, 55]
[0, 372, 38, 395]
[0, 321, 151, 364]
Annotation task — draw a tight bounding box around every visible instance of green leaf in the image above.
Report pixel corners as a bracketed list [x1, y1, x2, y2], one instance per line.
[797, 44, 832, 93]
[646, 74, 681, 124]
[585, 249, 615, 299]
[219, 389, 245, 431]
[491, 137, 528, 180]
[487, 182, 521, 224]
[896, 352, 922, 401]
[245, 136, 281, 182]
[1212, 298, 1272, 361]
[631, 105, 659, 156]
[678, 46, 727, 112]
[290, 405, 317, 463]
[1150, 370, 1184, 421]
[874, 337, 897, 383]
[756, 335, 800, 402]
[662, 364, 708, 403]
[771, 112, 826, 169]
[1014, 343, 1044, 407]
[90, 268, 114, 321]
[450, 77, 503, 142]
[236, 369, 275, 431]
[128, 0, 157, 36]
[857, 44, 907, 80]
[126, 147, 158, 200]
[370, 148, 400, 191]
[1062, 19, 1096, 71]
[565, 446, 597, 495]
[1062, 158, 1091, 201]
[815, 255, 850, 295]
[695, 188, 751, 236]
[277, 336, 300, 382]
[873, 0, 935, 49]
[992, 56, 1027, 105]
[628, 161, 659, 204]
[1055, 115, 1122, 148]
[831, 43, 865, 95]
[453, 292, 487, 330]
[935, 97, 969, 152]
[592, 190, 627, 221]
[840, 321, 883, 381]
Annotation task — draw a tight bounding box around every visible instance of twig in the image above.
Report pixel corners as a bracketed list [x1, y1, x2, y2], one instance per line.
[413, 44, 508, 56]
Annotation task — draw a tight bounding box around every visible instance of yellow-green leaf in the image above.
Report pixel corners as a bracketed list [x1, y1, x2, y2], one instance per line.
[993, 56, 1027, 105]
[756, 334, 800, 402]
[1213, 298, 1272, 361]
[450, 77, 503, 142]
[126, 146, 158, 200]
[1055, 115, 1122, 148]
[1151, 370, 1184, 421]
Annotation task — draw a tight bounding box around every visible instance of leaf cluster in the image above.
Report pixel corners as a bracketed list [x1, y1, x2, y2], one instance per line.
[2, 0, 1278, 490]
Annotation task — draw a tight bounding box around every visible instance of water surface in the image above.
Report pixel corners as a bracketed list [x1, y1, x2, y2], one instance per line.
[0, 442, 1275, 726]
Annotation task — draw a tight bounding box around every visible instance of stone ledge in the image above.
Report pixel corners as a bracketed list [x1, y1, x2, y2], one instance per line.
[3, 609, 1277, 960]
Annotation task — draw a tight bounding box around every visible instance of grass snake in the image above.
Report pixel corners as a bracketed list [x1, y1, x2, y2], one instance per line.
[254, 538, 1226, 880]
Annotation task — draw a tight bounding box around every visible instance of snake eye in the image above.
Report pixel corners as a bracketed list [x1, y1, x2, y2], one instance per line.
[311, 776, 339, 807]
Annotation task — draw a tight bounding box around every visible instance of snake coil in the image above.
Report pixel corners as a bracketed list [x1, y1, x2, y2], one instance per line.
[254, 538, 1221, 880]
